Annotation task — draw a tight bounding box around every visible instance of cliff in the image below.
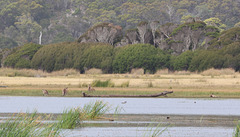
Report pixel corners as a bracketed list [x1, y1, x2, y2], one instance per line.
[78, 18, 219, 54]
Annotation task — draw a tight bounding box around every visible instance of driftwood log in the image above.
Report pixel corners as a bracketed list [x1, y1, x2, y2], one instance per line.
[82, 91, 173, 98]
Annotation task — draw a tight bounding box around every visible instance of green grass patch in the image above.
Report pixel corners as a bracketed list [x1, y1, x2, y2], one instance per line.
[92, 79, 114, 87]
[234, 121, 240, 137]
[57, 108, 82, 129]
[0, 111, 61, 137]
[82, 100, 111, 119]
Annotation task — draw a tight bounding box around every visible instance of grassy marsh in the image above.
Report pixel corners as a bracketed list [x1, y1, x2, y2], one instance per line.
[0, 68, 240, 98]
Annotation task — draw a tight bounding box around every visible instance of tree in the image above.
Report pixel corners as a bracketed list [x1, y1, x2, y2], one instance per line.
[204, 17, 226, 32]
[137, 21, 148, 44]
[150, 21, 160, 47]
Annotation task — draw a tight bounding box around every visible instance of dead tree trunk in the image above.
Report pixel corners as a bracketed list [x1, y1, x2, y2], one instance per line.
[83, 91, 173, 98]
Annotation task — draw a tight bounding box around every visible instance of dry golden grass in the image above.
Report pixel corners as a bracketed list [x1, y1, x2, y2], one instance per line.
[0, 68, 240, 97]
[201, 68, 236, 76]
[85, 68, 103, 74]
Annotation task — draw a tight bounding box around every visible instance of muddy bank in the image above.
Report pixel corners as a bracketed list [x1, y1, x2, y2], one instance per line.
[96, 114, 240, 127]
[1, 113, 238, 127]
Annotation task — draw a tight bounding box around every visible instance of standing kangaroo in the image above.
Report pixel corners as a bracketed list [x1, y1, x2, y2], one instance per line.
[88, 84, 95, 91]
[62, 87, 68, 96]
[42, 89, 49, 96]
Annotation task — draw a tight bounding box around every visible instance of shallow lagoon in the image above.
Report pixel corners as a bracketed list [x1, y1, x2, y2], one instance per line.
[0, 96, 239, 137]
[0, 96, 240, 115]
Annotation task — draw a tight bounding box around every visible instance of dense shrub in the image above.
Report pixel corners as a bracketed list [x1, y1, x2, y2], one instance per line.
[171, 50, 194, 71]
[189, 50, 224, 72]
[113, 44, 169, 73]
[78, 43, 114, 73]
[32, 42, 113, 72]
[32, 42, 87, 72]
[4, 43, 42, 68]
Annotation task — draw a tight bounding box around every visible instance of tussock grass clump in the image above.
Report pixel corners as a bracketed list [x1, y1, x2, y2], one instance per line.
[201, 68, 236, 76]
[0, 68, 46, 77]
[92, 79, 114, 87]
[82, 100, 111, 119]
[0, 112, 61, 137]
[234, 121, 240, 137]
[57, 108, 82, 129]
[0, 68, 80, 77]
[142, 123, 168, 137]
[121, 81, 129, 87]
[49, 69, 80, 77]
[131, 68, 144, 75]
[155, 69, 169, 74]
[85, 68, 103, 74]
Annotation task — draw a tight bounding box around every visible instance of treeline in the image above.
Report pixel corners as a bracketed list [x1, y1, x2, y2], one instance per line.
[2, 27, 240, 73]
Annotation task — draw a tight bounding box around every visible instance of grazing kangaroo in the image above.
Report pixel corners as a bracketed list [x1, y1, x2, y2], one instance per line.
[42, 89, 49, 96]
[62, 87, 68, 96]
[210, 94, 217, 98]
[88, 84, 95, 91]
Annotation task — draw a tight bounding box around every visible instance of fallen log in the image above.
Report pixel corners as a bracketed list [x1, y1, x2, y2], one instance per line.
[82, 91, 173, 98]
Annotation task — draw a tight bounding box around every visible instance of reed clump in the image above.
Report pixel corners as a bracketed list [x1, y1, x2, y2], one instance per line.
[0, 100, 112, 136]
[234, 121, 240, 137]
[92, 79, 114, 87]
[81, 100, 111, 119]
[142, 123, 168, 137]
[57, 108, 82, 129]
[0, 112, 61, 137]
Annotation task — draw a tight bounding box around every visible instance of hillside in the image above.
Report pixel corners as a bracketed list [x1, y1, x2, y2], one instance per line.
[0, 0, 240, 48]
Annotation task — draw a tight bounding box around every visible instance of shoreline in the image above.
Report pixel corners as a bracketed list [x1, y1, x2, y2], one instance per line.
[0, 113, 239, 127]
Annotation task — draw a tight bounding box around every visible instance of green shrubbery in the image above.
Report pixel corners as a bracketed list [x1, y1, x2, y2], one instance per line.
[3, 26, 240, 73]
[113, 44, 169, 73]
[4, 43, 42, 68]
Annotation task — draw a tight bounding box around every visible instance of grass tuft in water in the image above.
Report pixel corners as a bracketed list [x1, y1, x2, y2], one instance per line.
[142, 123, 168, 137]
[234, 121, 240, 137]
[57, 108, 82, 129]
[82, 100, 111, 119]
[0, 111, 61, 137]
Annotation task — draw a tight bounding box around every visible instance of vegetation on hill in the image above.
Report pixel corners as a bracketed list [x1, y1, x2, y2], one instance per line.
[0, 1, 240, 73]
[0, 0, 240, 47]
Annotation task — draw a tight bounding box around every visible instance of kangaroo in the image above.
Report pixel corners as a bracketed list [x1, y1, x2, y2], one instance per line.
[88, 84, 95, 91]
[210, 94, 217, 98]
[42, 89, 49, 96]
[62, 87, 68, 96]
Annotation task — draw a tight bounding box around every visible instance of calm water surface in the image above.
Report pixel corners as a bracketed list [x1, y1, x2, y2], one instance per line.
[0, 96, 239, 137]
[0, 96, 240, 115]
[64, 127, 234, 137]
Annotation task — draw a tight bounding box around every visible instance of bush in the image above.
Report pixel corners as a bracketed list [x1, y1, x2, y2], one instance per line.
[171, 50, 194, 71]
[79, 43, 114, 73]
[113, 44, 169, 73]
[4, 43, 42, 68]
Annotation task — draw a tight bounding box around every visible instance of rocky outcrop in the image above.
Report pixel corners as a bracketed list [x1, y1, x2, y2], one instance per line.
[78, 19, 219, 54]
[78, 23, 122, 45]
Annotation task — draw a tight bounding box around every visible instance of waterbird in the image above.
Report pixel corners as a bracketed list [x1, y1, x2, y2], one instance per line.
[121, 101, 127, 104]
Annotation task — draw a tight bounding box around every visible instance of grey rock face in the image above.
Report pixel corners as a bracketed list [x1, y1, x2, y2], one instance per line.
[78, 20, 218, 54]
[78, 23, 122, 45]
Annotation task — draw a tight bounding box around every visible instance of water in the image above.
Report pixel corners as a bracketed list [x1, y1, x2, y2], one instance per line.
[64, 127, 234, 137]
[0, 96, 240, 115]
[0, 96, 238, 137]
